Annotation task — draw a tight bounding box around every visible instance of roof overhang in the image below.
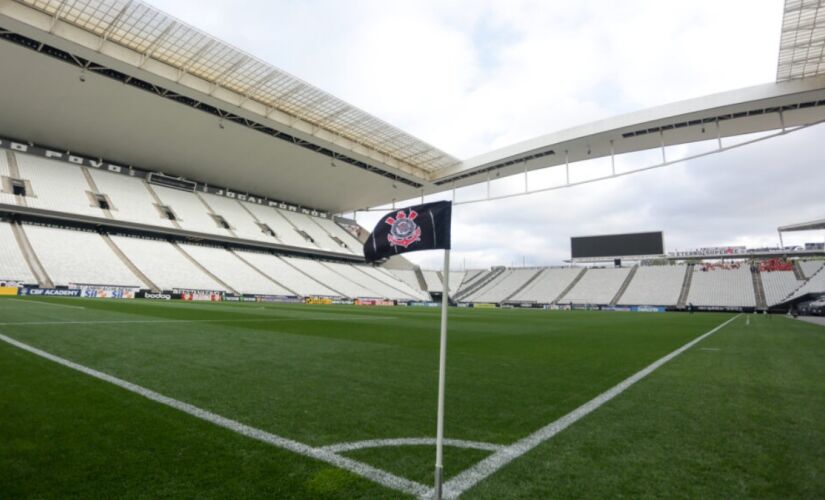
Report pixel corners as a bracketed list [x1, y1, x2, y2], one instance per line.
[1, 0, 825, 213]
[777, 0, 825, 81]
[0, 1, 434, 213]
[432, 77, 825, 188]
[6, 0, 459, 175]
[779, 217, 825, 232]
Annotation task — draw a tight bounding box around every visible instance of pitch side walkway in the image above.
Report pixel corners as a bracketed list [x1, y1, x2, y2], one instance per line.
[797, 316, 825, 327]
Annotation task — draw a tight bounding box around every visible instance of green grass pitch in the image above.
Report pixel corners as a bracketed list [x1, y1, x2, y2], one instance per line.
[1, 297, 823, 498]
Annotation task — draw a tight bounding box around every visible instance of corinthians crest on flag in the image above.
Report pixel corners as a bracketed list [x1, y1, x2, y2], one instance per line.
[363, 201, 452, 262]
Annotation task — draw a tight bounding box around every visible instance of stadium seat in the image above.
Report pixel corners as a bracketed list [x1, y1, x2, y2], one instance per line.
[177, 243, 294, 296]
[280, 257, 376, 298]
[109, 235, 227, 292]
[87, 168, 177, 228]
[16, 155, 106, 218]
[0, 221, 36, 284]
[761, 270, 802, 305]
[233, 251, 340, 297]
[617, 265, 686, 306]
[510, 267, 583, 303]
[463, 268, 542, 303]
[24, 225, 145, 288]
[560, 267, 631, 305]
[686, 265, 756, 307]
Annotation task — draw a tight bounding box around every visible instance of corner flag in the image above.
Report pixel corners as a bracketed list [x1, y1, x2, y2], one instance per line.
[362, 200, 453, 499]
[363, 201, 452, 262]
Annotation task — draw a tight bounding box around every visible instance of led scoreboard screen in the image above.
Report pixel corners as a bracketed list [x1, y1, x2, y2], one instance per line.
[571, 231, 664, 259]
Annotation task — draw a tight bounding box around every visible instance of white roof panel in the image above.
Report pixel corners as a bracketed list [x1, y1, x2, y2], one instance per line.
[777, 0, 825, 81]
[15, 0, 460, 174]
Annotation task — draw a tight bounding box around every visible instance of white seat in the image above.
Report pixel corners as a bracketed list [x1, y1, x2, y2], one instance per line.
[464, 268, 541, 303]
[110, 235, 225, 292]
[235, 251, 339, 297]
[761, 271, 802, 305]
[360, 266, 430, 300]
[686, 267, 755, 307]
[151, 186, 232, 237]
[25, 225, 144, 287]
[561, 267, 631, 305]
[618, 266, 686, 306]
[0, 154, 20, 206]
[16, 155, 104, 218]
[178, 243, 292, 296]
[282, 257, 376, 298]
[89, 169, 176, 228]
[0, 222, 36, 283]
[510, 268, 582, 303]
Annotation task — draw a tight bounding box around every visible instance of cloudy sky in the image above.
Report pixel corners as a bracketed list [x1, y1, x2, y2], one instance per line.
[150, 0, 824, 269]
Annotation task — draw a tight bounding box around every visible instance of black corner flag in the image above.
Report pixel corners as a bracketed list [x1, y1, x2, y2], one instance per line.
[362, 200, 454, 499]
[363, 201, 452, 263]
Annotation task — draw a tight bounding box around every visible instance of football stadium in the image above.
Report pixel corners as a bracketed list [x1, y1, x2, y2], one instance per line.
[1, 1, 825, 498]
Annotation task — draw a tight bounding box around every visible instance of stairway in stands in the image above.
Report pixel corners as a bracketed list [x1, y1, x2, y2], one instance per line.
[103, 234, 159, 291]
[610, 266, 638, 306]
[677, 263, 694, 307]
[502, 268, 545, 303]
[751, 267, 768, 310]
[454, 268, 505, 302]
[10, 222, 53, 288]
[793, 261, 806, 280]
[414, 267, 429, 293]
[554, 268, 586, 304]
[173, 242, 239, 294]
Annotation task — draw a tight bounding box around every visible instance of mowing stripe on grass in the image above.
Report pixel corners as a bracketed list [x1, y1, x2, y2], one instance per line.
[0, 317, 393, 326]
[0, 333, 430, 498]
[321, 438, 504, 453]
[0, 298, 86, 309]
[435, 314, 741, 499]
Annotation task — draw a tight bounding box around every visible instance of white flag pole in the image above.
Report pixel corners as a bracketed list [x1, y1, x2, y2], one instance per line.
[434, 249, 450, 499]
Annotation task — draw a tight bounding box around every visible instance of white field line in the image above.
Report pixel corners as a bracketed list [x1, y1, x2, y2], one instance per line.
[0, 333, 429, 498]
[321, 437, 504, 453]
[434, 314, 741, 499]
[0, 298, 86, 309]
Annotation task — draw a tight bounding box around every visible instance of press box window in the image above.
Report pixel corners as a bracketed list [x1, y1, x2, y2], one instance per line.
[160, 206, 177, 221]
[11, 179, 26, 196]
[296, 229, 315, 243]
[259, 223, 277, 238]
[95, 194, 110, 210]
[212, 214, 231, 230]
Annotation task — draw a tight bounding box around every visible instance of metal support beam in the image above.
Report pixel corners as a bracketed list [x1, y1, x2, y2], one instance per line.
[48, 0, 70, 33]
[97, 0, 134, 51]
[139, 21, 178, 68]
[176, 39, 217, 82]
[659, 130, 666, 163]
[486, 172, 491, 199]
[610, 139, 616, 176]
[208, 56, 249, 94]
[444, 118, 822, 207]
[237, 69, 279, 107]
[523, 159, 529, 193]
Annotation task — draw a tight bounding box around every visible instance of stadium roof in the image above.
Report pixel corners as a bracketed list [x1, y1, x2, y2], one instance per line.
[777, 0, 825, 81]
[12, 0, 459, 176]
[778, 217, 825, 232]
[0, 0, 825, 213]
